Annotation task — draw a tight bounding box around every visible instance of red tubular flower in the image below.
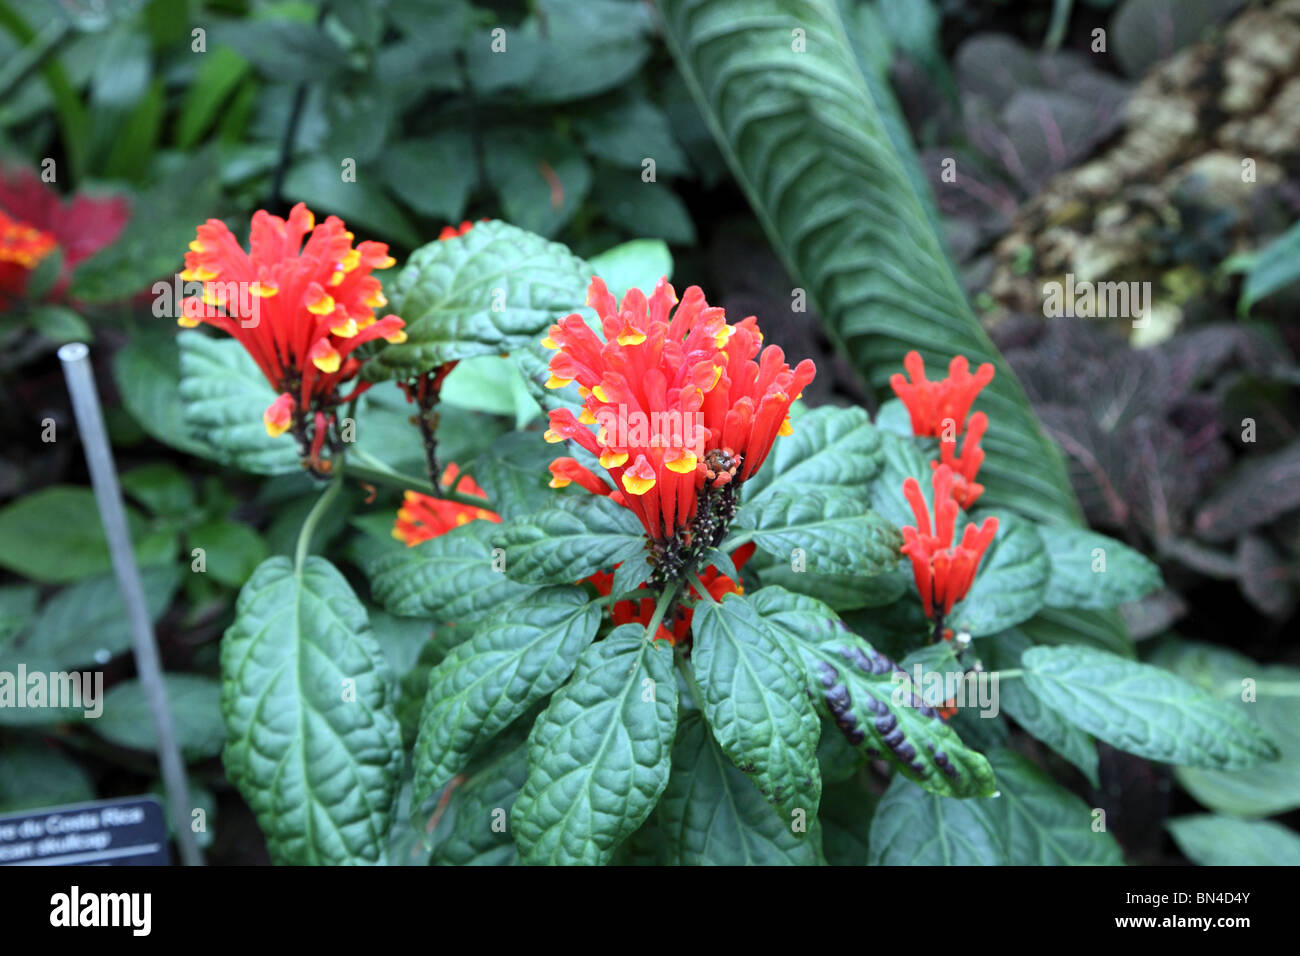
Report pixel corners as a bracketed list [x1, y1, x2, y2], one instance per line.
[0, 167, 128, 305]
[542, 277, 815, 542]
[589, 543, 757, 643]
[176, 203, 405, 450]
[900, 465, 998, 618]
[933, 410, 988, 509]
[890, 351, 994, 438]
[392, 464, 499, 546]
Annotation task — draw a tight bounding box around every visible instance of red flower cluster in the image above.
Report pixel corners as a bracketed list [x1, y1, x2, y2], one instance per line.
[900, 466, 998, 619]
[177, 203, 405, 464]
[542, 277, 815, 542]
[392, 465, 498, 546]
[588, 544, 756, 643]
[891, 351, 999, 620]
[891, 350, 993, 508]
[0, 166, 128, 306]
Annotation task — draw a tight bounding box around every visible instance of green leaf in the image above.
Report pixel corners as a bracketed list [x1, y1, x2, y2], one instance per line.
[817, 775, 876, 865]
[221, 557, 404, 865]
[657, 711, 823, 864]
[0, 486, 174, 585]
[368, 220, 591, 378]
[439, 355, 542, 427]
[1239, 216, 1300, 315]
[177, 331, 300, 475]
[1167, 815, 1300, 866]
[657, 0, 1083, 526]
[120, 463, 195, 519]
[576, 98, 691, 177]
[175, 46, 250, 148]
[186, 519, 267, 588]
[3, 564, 180, 675]
[690, 593, 822, 820]
[587, 239, 673, 300]
[0, 584, 38, 648]
[511, 625, 677, 865]
[755, 587, 997, 798]
[1038, 526, 1162, 609]
[949, 511, 1049, 636]
[590, 169, 696, 244]
[1019, 605, 1135, 659]
[985, 749, 1122, 864]
[865, 430, 933, 532]
[1021, 645, 1279, 770]
[412, 587, 601, 805]
[28, 304, 90, 343]
[741, 405, 884, 506]
[0, 745, 95, 814]
[429, 740, 528, 866]
[500, 494, 649, 586]
[355, 520, 537, 625]
[380, 132, 476, 221]
[92, 675, 224, 761]
[113, 335, 210, 458]
[470, 431, 560, 523]
[868, 774, 1004, 865]
[1150, 640, 1300, 818]
[741, 489, 900, 577]
[487, 130, 593, 238]
[982, 631, 1098, 786]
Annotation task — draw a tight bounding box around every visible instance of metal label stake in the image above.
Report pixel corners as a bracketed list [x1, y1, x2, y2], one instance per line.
[57, 342, 204, 867]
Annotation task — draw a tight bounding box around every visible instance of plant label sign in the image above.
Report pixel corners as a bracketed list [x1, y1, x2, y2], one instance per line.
[0, 796, 170, 866]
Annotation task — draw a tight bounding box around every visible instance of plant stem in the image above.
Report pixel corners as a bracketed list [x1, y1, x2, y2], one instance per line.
[687, 570, 716, 604]
[644, 583, 682, 640]
[295, 466, 343, 573]
[347, 449, 491, 507]
[996, 668, 1023, 681]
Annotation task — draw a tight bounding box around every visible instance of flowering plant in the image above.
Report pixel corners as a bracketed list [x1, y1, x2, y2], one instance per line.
[185, 215, 1275, 867]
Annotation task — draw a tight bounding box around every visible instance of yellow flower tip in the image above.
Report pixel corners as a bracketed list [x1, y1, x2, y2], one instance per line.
[599, 450, 629, 469]
[188, 239, 205, 253]
[365, 291, 388, 309]
[340, 249, 361, 273]
[544, 428, 565, 444]
[376, 255, 396, 269]
[251, 281, 278, 298]
[665, 451, 698, 474]
[455, 513, 471, 526]
[303, 210, 316, 230]
[311, 348, 341, 374]
[578, 385, 591, 398]
[176, 315, 201, 328]
[708, 364, 723, 391]
[778, 418, 794, 436]
[714, 325, 734, 348]
[548, 475, 572, 489]
[541, 336, 558, 350]
[794, 391, 803, 401]
[391, 526, 407, 542]
[592, 384, 611, 403]
[621, 472, 656, 496]
[328, 270, 346, 287]
[545, 374, 573, 389]
[616, 328, 646, 346]
[330, 317, 359, 338]
[384, 329, 407, 344]
[306, 292, 336, 316]
[201, 286, 223, 307]
[264, 418, 291, 438]
[578, 407, 598, 425]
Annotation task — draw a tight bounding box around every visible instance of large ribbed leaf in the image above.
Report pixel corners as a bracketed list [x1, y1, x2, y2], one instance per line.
[220, 557, 404, 864]
[411, 587, 601, 805]
[658, 0, 1081, 526]
[657, 712, 824, 864]
[510, 626, 677, 865]
[367, 220, 591, 378]
[740, 489, 900, 577]
[740, 405, 884, 505]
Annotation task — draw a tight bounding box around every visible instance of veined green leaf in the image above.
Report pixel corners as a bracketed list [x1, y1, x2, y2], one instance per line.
[657, 0, 1083, 526]
[511, 625, 677, 865]
[412, 587, 601, 805]
[355, 520, 537, 625]
[1021, 645, 1279, 770]
[367, 220, 591, 378]
[949, 511, 1049, 636]
[1038, 526, 1162, 610]
[741, 489, 900, 577]
[657, 712, 823, 864]
[868, 774, 1004, 865]
[1168, 815, 1300, 866]
[690, 593, 822, 820]
[500, 494, 649, 586]
[752, 587, 996, 798]
[741, 405, 884, 506]
[221, 557, 403, 864]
